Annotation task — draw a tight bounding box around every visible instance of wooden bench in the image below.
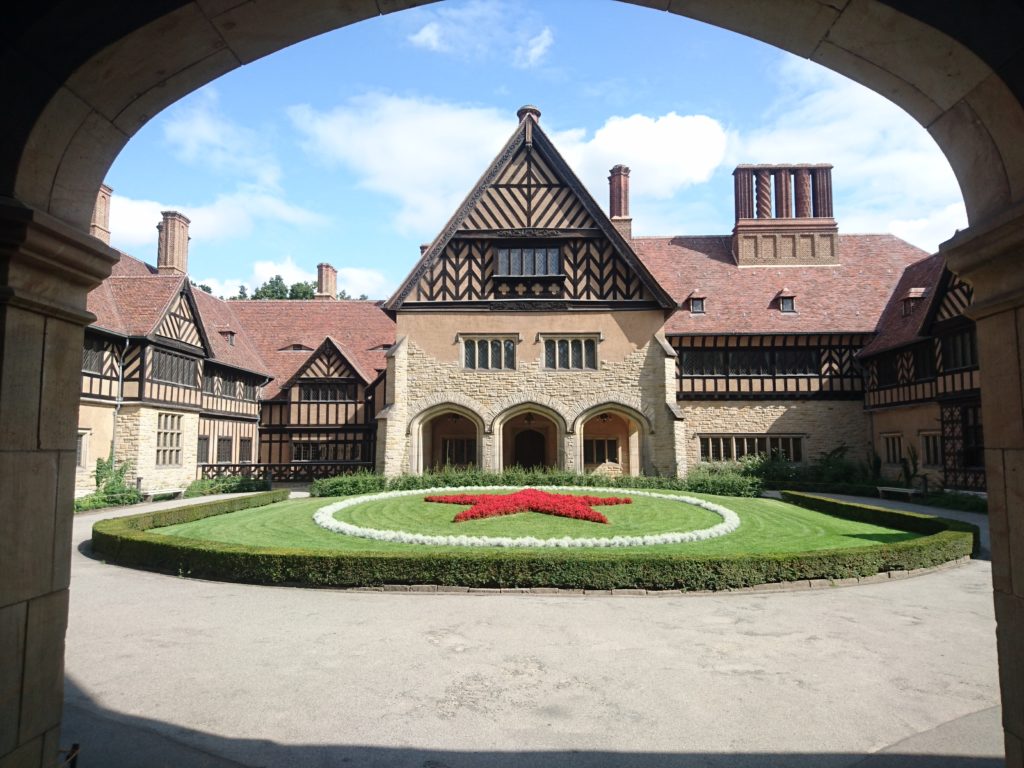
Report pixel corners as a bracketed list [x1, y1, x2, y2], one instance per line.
[876, 486, 922, 500]
[141, 488, 186, 502]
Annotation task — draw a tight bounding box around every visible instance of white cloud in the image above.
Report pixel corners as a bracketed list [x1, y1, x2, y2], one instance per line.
[408, 21, 446, 52]
[289, 95, 728, 237]
[163, 89, 281, 189]
[555, 113, 727, 201]
[109, 192, 327, 251]
[406, 0, 554, 67]
[289, 95, 515, 234]
[731, 56, 963, 252]
[336, 267, 392, 298]
[514, 27, 553, 69]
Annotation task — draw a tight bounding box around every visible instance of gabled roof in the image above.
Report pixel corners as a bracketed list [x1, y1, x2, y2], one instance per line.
[859, 252, 946, 357]
[191, 289, 271, 376]
[273, 336, 379, 398]
[227, 300, 395, 399]
[634, 234, 930, 335]
[384, 108, 674, 311]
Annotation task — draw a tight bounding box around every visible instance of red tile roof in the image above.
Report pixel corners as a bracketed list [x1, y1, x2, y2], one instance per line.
[227, 301, 395, 399]
[102, 276, 185, 336]
[859, 252, 946, 357]
[191, 289, 271, 376]
[633, 234, 930, 335]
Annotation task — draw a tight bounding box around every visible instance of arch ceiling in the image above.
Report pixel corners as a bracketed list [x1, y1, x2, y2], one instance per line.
[2, 1, 1024, 232]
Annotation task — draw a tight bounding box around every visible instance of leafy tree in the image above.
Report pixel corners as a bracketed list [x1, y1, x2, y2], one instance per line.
[229, 285, 248, 301]
[191, 282, 213, 294]
[288, 281, 316, 300]
[336, 289, 370, 300]
[252, 275, 289, 300]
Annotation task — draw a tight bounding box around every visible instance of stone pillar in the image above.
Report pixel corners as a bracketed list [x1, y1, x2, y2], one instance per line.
[774, 169, 792, 218]
[733, 167, 754, 220]
[0, 199, 117, 767]
[794, 168, 812, 218]
[944, 209, 1024, 767]
[811, 166, 834, 218]
[755, 169, 772, 218]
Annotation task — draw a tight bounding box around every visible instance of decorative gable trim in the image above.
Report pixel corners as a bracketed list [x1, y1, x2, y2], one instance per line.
[384, 111, 674, 312]
[277, 336, 376, 397]
[150, 283, 212, 356]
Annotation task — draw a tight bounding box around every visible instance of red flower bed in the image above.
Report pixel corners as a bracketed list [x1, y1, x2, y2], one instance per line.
[425, 488, 630, 524]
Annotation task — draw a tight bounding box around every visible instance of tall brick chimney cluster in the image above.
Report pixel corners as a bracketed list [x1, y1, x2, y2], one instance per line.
[90, 184, 112, 244]
[731, 164, 838, 266]
[316, 262, 338, 300]
[608, 165, 632, 240]
[156, 210, 191, 275]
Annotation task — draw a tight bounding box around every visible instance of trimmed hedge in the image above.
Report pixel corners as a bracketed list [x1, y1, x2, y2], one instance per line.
[90, 489, 977, 591]
[310, 467, 762, 498]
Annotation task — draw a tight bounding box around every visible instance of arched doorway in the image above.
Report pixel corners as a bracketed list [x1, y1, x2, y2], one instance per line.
[422, 410, 479, 471]
[513, 428, 546, 468]
[495, 407, 565, 471]
[580, 410, 642, 477]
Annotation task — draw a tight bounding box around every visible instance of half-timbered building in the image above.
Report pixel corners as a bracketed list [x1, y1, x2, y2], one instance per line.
[79, 104, 955, 491]
[860, 254, 984, 490]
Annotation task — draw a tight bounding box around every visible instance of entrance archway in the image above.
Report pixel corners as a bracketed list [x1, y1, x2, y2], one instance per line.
[422, 410, 479, 471]
[580, 410, 642, 477]
[4, 3, 1024, 766]
[493, 405, 566, 471]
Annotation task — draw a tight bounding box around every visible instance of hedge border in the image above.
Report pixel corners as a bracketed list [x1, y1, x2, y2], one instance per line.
[91, 489, 978, 591]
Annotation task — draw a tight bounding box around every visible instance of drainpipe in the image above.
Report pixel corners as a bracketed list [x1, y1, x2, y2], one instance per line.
[110, 337, 129, 465]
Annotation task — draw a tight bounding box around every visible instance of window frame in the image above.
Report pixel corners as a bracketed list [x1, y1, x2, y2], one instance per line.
[882, 433, 903, 465]
[538, 333, 600, 371]
[779, 296, 796, 313]
[920, 431, 942, 468]
[155, 413, 183, 466]
[82, 337, 106, 374]
[494, 244, 563, 277]
[151, 348, 199, 388]
[698, 434, 804, 463]
[689, 297, 706, 314]
[459, 334, 519, 371]
[583, 438, 619, 465]
[216, 436, 233, 464]
[299, 382, 358, 402]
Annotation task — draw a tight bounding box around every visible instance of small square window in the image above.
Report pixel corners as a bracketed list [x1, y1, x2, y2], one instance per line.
[779, 296, 796, 313]
[690, 297, 705, 314]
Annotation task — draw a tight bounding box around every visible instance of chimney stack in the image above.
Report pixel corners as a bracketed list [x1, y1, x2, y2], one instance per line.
[608, 165, 632, 240]
[90, 184, 112, 244]
[156, 211, 190, 275]
[731, 164, 837, 266]
[316, 262, 338, 300]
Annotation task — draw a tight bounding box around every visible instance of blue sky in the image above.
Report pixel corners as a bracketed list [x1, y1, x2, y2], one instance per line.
[105, 0, 966, 299]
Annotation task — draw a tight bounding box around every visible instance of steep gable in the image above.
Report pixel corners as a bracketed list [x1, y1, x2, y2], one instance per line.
[932, 272, 973, 325]
[154, 289, 206, 351]
[385, 106, 673, 311]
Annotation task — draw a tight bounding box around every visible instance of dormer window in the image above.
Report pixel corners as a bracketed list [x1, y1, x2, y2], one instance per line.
[902, 287, 927, 317]
[220, 330, 235, 346]
[690, 297, 706, 314]
[280, 343, 314, 352]
[777, 288, 796, 313]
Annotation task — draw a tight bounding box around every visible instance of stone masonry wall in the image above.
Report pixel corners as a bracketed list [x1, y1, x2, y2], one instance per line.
[382, 335, 682, 476]
[115, 405, 199, 491]
[677, 400, 869, 470]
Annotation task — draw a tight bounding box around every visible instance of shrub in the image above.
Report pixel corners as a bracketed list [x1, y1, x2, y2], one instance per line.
[74, 456, 142, 513]
[919, 490, 987, 515]
[682, 463, 763, 497]
[185, 476, 271, 498]
[91, 491, 975, 590]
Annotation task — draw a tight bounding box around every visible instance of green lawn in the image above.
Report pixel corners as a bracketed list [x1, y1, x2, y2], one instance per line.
[153, 489, 923, 556]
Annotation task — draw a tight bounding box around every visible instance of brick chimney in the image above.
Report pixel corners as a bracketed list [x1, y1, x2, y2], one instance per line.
[90, 184, 112, 244]
[316, 262, 337, 300]
[156, 211, 190, 275]
[731, 164, 837, 266]
[608, 165, 632, 240]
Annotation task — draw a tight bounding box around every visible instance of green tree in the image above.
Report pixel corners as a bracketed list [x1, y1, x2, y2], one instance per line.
[252, 275, 289, 300]
[229, 285, 248, 301]
[336, 289, 370, 300]
[190, 281, 213, 294]
[288, 280, 316, 300]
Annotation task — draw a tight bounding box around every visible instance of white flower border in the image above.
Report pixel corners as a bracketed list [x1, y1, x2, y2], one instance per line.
[313, 485, 740, 549]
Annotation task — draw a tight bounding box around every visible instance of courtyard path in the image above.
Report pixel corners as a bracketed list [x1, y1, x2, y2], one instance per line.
[61, 495, 1003, 767]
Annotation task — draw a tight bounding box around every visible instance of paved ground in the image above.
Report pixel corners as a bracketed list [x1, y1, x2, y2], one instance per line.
[61, 495, 1003, 767]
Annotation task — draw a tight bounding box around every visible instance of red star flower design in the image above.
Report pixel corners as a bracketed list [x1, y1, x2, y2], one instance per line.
[425, 488, 630, 524]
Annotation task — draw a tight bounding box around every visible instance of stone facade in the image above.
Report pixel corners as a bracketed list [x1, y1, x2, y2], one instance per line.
[677, 400, 869, 470]
[114, 405, 199, 491]
[74, 402, 115, 495]
[380, 310, 682, 476]
[868, 402, 945, 486]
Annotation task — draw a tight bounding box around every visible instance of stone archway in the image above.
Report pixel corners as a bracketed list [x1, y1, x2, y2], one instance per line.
[408, 403, 484, 474]
[579, 409, 643, 477]
[4, 3, 1024, 766]
[492, 403, 567, 471]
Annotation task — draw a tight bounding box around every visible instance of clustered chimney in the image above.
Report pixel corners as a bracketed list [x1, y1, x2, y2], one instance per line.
[316, 262, 338, 300]
[731, 164, 838, 266]
[90, 184, 112, 244]
[157, 210, 191, 275]
[608, 165, 632, 240]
